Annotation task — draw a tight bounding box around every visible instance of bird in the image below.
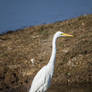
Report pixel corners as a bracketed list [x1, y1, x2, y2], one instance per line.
[29, 31, 73, 92]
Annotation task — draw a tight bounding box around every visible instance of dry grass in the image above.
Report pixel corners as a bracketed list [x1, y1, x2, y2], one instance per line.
[0, 14, 92, 92]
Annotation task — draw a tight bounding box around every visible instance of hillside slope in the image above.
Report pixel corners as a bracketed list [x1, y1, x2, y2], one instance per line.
[0, 14, 92, 92]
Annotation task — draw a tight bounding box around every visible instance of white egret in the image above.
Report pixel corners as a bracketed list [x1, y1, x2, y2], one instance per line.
[29, 31, 73, 92]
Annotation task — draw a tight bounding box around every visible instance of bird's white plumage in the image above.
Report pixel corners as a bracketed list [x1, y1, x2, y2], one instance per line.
[29, 31, 73, 92]
[29, 65, 53, 92]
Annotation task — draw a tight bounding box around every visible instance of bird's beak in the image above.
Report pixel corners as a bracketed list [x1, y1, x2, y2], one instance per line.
[62, 33, 73, 37]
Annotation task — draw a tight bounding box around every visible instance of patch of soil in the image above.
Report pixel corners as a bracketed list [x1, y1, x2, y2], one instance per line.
[0, 14, 92, 92]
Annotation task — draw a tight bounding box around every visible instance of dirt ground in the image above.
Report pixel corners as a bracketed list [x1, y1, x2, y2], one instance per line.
[0, 14, 92, 92]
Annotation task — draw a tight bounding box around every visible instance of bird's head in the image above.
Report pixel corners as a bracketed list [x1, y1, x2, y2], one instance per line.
[55, 31, 73, 38]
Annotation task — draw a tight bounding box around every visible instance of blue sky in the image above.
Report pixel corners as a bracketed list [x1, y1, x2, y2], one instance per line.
[0, 0, 92, 33]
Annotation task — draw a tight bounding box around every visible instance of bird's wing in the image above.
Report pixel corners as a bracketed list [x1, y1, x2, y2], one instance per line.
[29, 65, 50, 92]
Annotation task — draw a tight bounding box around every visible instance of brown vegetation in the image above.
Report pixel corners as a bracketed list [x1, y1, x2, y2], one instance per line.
[0, 14, 92, 92]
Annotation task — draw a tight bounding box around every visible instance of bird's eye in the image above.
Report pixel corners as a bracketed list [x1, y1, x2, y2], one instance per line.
[61, 33, 63, 35]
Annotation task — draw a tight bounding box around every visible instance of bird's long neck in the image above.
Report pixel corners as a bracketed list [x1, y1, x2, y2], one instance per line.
[48, 35, 57, 66]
